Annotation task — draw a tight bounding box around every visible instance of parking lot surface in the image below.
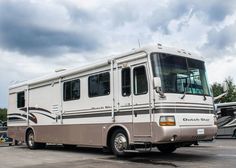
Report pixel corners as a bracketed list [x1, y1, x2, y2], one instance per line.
[0, 139, 236, 168]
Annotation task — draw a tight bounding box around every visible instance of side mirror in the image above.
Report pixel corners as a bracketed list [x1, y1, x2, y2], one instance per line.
[222, 81, 228, 93]
[153, 77, 166, 98]
[153, 77, 161, 91]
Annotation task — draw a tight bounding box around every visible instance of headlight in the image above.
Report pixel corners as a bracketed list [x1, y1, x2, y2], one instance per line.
[159, 116, 176, 126]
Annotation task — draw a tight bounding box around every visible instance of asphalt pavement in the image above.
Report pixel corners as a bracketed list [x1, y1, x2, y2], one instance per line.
[0, 139, 236, 168]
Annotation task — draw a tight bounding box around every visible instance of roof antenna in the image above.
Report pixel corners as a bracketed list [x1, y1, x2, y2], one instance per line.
[138, 39, 141, 48]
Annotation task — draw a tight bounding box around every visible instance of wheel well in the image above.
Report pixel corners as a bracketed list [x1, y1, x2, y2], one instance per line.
[106, 126, 128, 148]
[25, 128, 33, 142]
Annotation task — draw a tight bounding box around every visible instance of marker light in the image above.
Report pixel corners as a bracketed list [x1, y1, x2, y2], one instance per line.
[159, 116, 176, 126]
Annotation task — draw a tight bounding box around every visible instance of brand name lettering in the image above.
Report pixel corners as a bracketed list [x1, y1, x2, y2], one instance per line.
[183, 118, 210, 122]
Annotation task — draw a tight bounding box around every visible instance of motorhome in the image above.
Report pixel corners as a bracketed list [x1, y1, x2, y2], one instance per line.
[216, 102, 236, 138]
[8, 45, 217, 156]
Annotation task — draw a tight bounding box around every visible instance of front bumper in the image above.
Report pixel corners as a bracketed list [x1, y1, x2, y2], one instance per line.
[153, 125, 217, 143]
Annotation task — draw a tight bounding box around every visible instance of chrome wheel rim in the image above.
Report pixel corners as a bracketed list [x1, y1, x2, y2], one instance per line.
[114, 133, 127, 152]
[28, 133, 34, 147]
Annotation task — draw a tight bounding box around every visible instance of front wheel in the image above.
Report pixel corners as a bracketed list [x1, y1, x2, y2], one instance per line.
[110, 129, 129, 156]
[157, 144, 177, 154]
[26, 130, 45, 149]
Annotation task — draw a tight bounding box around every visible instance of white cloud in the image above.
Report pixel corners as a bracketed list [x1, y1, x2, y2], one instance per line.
[207, 55, 236, 84]
[0, 49, 90, 107]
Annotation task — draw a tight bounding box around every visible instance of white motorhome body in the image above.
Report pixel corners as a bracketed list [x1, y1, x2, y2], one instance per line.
[8, 45, 217, 155]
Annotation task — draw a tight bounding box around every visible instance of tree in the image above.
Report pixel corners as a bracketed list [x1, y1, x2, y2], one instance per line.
[211, 77, 236, 103]
[0, 108, 7, 121]
[212, 82, 223, 102]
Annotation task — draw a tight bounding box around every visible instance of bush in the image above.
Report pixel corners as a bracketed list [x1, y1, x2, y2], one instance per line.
[0, 108, 7, 121]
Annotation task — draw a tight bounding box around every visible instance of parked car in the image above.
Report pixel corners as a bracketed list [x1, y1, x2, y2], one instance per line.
[2, 122, 7, 127]
[0, 121, 12, 145]
[0, 122, 7, 131]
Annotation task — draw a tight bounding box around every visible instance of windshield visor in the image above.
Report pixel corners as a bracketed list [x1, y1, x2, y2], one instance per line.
[151, 53, 210, 96]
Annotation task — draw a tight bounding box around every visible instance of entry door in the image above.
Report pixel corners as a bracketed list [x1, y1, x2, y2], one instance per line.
[131, 64, 151, 137]
[117, 59, 152, 137]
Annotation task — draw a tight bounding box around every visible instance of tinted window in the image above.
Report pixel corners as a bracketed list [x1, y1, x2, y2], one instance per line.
[221, 108, 235, 117]
[122, 68, 131, 96]
[63, 79, 80, 101]
[187, 58, 209, 95]
[157, 53, 188, 93]
[133, 66, 148, 95]
[151, 53, 210, 96]
[89, 72, 110, 97]
[17, 91, 25, 108]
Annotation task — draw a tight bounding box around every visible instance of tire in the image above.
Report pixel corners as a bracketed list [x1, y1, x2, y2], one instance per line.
[26, 130, 46, 149]
[110, 129, 129, 157]
[233, 130, 236, 138]
[63, 144, 77, 149]
[14, 140, 19, 146]
[157, 144, 177, 154]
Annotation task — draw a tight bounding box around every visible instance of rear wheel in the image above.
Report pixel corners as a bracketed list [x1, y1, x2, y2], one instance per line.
[110, 129, 129, 156]
[26, 130, 45, 149]
[157, 144, 177, 154]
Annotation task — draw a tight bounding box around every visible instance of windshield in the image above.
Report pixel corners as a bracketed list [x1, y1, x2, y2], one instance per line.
[151, 53, 210, 96]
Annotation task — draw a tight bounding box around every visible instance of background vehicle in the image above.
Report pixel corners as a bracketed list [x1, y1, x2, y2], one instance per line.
[216, 102, 236, 138]
[0, 121, 12, 145]
[0, 120, 6, 132]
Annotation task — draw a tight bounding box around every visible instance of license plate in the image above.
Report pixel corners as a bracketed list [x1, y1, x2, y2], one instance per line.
[197, 129, 205, 135]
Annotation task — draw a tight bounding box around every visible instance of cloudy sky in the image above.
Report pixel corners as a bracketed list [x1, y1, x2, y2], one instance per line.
[1, 0, 236, 108]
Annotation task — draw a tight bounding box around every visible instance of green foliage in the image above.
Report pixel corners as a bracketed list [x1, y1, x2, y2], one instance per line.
[212, 83, 223, 98]
[211, 77, 236, 103]
[0, 108, 7, 121]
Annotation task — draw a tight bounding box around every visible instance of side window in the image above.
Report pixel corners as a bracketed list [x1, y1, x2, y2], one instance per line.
[133, 66, 148, 95]
[63, 79, 80, 101]
[17, 91, 25, 108]
[89, 72, 110, 97]
[122, 68, 131, 96]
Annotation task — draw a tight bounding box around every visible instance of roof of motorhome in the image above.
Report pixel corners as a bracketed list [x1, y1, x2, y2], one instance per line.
[9, 45, 203, 89]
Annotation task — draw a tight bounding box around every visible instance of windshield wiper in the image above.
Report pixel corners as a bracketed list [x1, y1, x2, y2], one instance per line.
[203, 94, 207, 101]
[181, 81, 190, 99]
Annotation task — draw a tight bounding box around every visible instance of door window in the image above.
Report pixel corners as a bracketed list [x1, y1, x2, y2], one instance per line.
[133, 66, 148, 95]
